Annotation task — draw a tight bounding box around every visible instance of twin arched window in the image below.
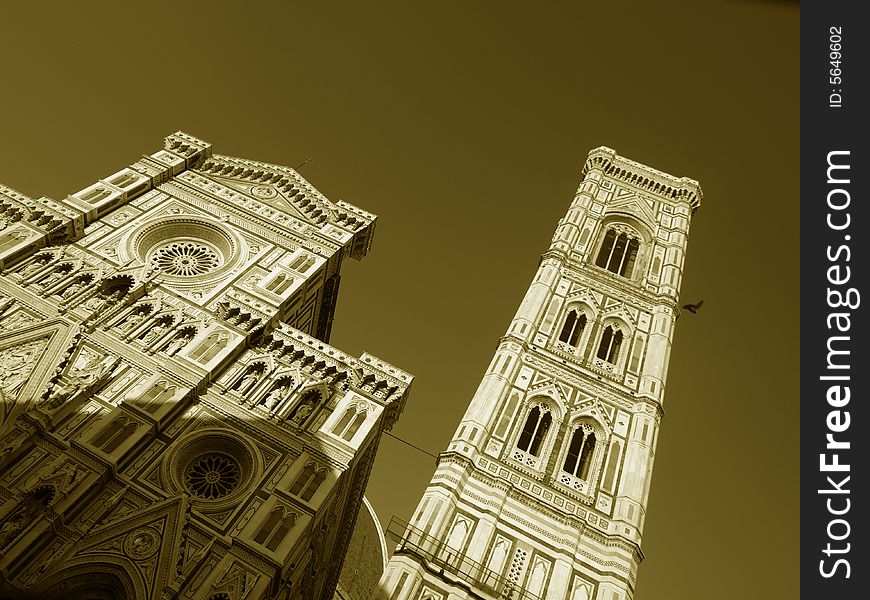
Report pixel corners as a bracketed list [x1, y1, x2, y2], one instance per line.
[512, 402, 602, 487]
[289, 462, 327, 501]
[597, 325, 623, 364]
[557, 308, 626, 367]
[289, 255, 316, 273]
[563, 427, 596, 480]
[596, 228, 640, 278]
[516, 406, 552, 457]
[91, 416, 137, 453]
[254, 506, 297, 551]
[332, 405, 367, 441]
[558, 310, 586, 347]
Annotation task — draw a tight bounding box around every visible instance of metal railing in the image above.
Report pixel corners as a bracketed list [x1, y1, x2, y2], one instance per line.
[385, 517, 542, 600]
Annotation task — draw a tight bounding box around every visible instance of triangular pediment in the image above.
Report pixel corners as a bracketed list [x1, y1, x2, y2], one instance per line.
[0, 319, 78, 427]
[600, 301, 637, 328]
[606, 194, 658, 228]
[209, 559, 261, 600]
[296, 378, 331, 401]
[565, 289, 602, 312]
[195, 154, 373, 236]
[572, 398, 614, 433]
[74, 494, 189, 599]
[527, 378, 570, 415]
[210, 176, 314, 224]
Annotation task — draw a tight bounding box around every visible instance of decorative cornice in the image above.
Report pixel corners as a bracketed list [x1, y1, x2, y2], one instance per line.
[197, 154, 374, 233]
[583, 146, 702, 212]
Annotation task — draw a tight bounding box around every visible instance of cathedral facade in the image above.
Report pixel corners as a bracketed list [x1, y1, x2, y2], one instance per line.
[0, 132, 412, 599]
[381, 148, 701, 600]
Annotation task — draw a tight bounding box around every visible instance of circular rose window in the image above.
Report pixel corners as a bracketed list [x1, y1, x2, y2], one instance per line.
[149, 241, 221, 276]
[185, 453, 241, 499]
[128, 218, 243, 284]
[163, 429, 260, 509]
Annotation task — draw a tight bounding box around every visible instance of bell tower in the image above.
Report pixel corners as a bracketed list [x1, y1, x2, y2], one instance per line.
[382, 148, 701, 600]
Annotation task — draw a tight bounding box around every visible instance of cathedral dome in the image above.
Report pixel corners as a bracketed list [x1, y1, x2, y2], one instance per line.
[334, 497, 388, 600]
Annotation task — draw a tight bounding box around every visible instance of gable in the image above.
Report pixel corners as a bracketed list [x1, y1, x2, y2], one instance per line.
[0, 319, 78, 427]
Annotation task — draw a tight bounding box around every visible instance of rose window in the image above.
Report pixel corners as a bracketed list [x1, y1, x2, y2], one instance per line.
[185, 454, 241, 499]
[149, 242, 221, 276]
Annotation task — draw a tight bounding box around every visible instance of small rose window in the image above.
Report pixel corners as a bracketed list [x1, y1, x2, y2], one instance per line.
[149, 241, 221, 277]
[185, 453, 241, 499]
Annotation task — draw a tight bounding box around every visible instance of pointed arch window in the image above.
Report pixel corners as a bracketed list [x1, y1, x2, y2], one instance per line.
[597, 325, 623, 363]
[265, 273, 286, 292]
[289, 462, 327, 501]
[563, 427, 597, 480]
[91, 416, 138, 453]
[289, 255, 316, 273]
[253, 506, 297, 551]
[265, 273, 295, 295]
[516, 406, 552, 457]
[558, 310, 587, 347]
[596, 229, 640, 277]
[332, 405, 367, 441]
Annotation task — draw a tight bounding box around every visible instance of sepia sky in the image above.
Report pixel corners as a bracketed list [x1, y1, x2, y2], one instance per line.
[0, 2, 797, 598]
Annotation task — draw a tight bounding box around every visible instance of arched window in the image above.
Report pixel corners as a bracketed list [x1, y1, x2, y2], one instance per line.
[289, 462, 327, 501]
[558, 310, 586, 347]
[563, 427, 597, 480]
[189, 332, 228, 363]
[254, 506, 297, 551]
[344, 412, 366, 440]
[253, 507, 281, 544]
[265, 273, 286, 292]
[596, 229, 640, 277]
[289, 254, 315, 273]
[136, 381, 176, 413]
[597, 325, 623, 363]
[332, 405, 367, 441]
[0, 488, 53, 549]
[267, 513, 296, 551]
[91, 416, 137, 453]
[103, 422, 137, 453]
[516, 406, 552, 457]
[275, 275, 294, 294]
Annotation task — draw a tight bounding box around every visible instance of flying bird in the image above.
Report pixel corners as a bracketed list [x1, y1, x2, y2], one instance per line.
[682, 300, 704, 314]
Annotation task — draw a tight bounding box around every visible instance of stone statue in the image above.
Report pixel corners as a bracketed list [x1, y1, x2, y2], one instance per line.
[61, 281, 84, 299]
[18, 259, 47, 278]
[83, 294, 105, 310]
[39, 270, 64, 289]
[140, 323, 166, 344]
[43, 378, 83, 410]
[0, 431, 27, 457]
[234, 369, 260, 392]
[120, 311, 145, 332]
[264, 385, 289, 410]
[290, 400, 314, 425]
[0, 342, 40, 396]
[0, 512, 27, 548]
[164, 331, 192, 355]
[0, 501, 40, 548]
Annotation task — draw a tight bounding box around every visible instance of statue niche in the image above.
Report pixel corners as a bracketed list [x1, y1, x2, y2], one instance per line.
[232, 364, 265, 397]
[138, 315, 173, 346]
[0, 488, 53, 550]
[161, 326, 196, 356]
[262, 379, 294, 411]
[287, 393, 317, 426]
[117, 304, 153, 335]
[16, 252, 52, 279]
